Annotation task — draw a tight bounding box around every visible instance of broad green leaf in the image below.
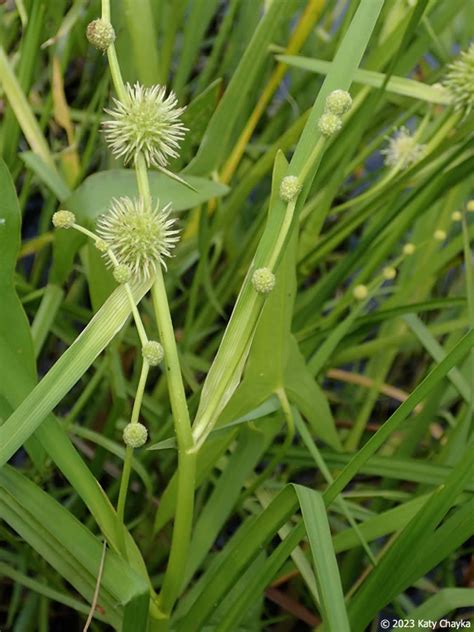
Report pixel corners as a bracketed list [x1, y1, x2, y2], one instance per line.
[66, 169, 229, 219]
[277, 55, 452, 104]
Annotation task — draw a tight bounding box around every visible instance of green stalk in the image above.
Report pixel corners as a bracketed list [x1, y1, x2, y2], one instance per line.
[134, 149, 196, 620]
[116, 360, 150, 554]
[101, 0, 128, 103]
[151, 271, 196, 621]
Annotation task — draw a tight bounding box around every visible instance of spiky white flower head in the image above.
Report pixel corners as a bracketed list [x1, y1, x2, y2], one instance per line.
[382, 127, 426, 169]
[434, 229, 446, 242]
[123, 422, 148, 448]
[102, 82, 187, 168]
[451, 211, 462, 222]
[96, 196, 180, 279]
[113, 264, 132, 284]
[86, 19, 115, 52]
[52, 210, 76, 229]
[383, 266, 397, 280]
[353, 284, 368, 300]
[442, 44, 474, 116]
[279, 176, 302, 203]
[467, 200, 474, 212]
[142, 340, 164, 366]
[325, 90, 352, 116]
[403, 243, 416, 255]
[252, 267, 275, 294]
[318, 112, 342, 136]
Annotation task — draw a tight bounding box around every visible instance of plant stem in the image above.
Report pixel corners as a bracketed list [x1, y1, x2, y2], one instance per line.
[116, 446, 133, 554]
[151, 269, 196, 619]
[136, 153, 151, 201]
[101, 0, 128, 103]
[116, 360, 149, 554]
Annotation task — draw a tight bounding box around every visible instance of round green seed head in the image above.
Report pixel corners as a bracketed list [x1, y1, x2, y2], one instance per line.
[86, 19, 116, 52]
[467, 200, 474, 212]
[403, 243, 416, 255]
[279, 176, 302, 203]
[142, 340, 164, 366]
[318, 112, 342, 136]
[434, 229, 446, 241]
[52, 210, 76, 229]
[383, 266, 397, 280]
[353, 284, 368, 301]
[325, 89, 352, 116]
[113, 264, 131, 284]
[451, 211, 462, 222]
[123, 422, 148, 448]
[95, 238, 109, 253]
[252, 268, 275, 294]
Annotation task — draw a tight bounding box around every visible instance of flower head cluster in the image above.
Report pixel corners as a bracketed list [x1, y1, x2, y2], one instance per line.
[142, 340, 164, 366]
[442, 43, 474, 116]
[381, 127, 426, 169]
[97, 196, 180, 279]
[252, 267, 276, 294]
[353, 284, 368, 301]
[318, 89, 352, 137]
[52, 210, 76, 229]
[103, 82, 187, 168]
[86, 19, 115, 52]
[325, 89, 352, 116]
[123, 422, 148, 448]
[279, 175, 302, 203]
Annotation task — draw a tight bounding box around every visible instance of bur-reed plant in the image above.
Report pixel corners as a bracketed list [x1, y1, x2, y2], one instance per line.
[0, 1, 473, 631]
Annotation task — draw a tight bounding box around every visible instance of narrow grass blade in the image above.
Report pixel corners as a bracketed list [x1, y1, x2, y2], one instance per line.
[295, 486, 350, 632]
[277, 55, 452, 104]
[0, 465, 150, 630]
[0, 45, 61, 176]
[0, 277, 152, 466]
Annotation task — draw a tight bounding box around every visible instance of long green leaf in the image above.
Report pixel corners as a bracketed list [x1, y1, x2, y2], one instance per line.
[277, 55, 452, 104]
[0, 465, 149, 630]
[296, 486, 350, 632]
[0, 277, 152, 466]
